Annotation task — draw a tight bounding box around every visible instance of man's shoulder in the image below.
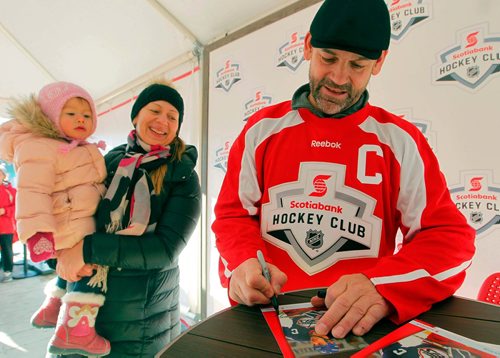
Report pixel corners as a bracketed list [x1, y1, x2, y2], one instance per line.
[365, 104, 427, 142]
[366, 104, 419, 128]
[246, 99, 294, 125]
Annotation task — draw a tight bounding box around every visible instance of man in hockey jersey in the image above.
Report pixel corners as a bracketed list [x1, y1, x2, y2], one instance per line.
[212, 0, 475, 340]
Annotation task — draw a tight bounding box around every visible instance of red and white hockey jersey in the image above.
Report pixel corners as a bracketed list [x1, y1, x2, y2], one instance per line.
[212, 100, 475, 324]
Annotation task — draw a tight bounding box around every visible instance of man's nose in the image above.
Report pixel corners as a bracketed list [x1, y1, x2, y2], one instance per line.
[328, 64, 349, 85]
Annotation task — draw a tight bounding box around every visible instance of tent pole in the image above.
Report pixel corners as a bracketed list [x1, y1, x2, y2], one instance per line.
[146, 0, 202, 48]
[95, 51, 195, 106]
[0, 23, 56, 82]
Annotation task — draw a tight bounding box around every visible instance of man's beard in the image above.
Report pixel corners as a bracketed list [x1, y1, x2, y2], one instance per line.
[310, 77, 361, 115]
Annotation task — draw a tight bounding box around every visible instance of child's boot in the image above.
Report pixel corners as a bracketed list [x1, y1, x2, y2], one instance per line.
[47, 292, 110, 357]
[31, 279, 66, 328]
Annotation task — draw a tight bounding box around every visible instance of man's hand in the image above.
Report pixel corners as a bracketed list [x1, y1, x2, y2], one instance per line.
[56, 241, 89, 282]
[311, 273, 393, 338]
[229, 257, 287, 306]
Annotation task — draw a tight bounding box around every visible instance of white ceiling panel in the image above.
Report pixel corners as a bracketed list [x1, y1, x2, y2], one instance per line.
[0, 28, 50, 99]
[0, 0, 305, 117]
[159, 0, 301, 44]
[0, 1, 193, 100]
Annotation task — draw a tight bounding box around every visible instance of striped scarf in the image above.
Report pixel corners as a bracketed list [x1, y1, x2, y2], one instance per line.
[89, 130, 170, 291]
[98, 130, 171, 235]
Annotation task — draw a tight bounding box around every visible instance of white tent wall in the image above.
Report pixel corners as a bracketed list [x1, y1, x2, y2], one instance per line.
[205, 0, 500, 318]
[95, 57, 203, 320]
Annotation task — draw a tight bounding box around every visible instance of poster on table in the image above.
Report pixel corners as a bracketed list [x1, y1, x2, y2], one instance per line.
[206, 0, 500, 316]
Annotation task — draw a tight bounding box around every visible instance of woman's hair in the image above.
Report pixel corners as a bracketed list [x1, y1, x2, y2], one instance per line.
[149, 123, 187, 195]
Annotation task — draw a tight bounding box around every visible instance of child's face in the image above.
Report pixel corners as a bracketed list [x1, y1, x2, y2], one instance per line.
[59, 97, 94, 140]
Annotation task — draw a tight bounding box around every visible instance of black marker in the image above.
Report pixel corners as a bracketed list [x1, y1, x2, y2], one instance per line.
[317, 289, 327, 299]
[257, 250, 279, 313]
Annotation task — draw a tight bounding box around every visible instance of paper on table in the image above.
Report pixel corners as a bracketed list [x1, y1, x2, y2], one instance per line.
[351, 319, 500, 358]
[262, 302, 368, 357]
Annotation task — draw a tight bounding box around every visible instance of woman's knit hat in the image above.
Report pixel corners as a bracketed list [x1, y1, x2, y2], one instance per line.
[38, 81, 97, 136]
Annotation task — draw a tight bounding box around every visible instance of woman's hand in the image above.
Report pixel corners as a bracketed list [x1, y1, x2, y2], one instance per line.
[56, 241, 90, 282]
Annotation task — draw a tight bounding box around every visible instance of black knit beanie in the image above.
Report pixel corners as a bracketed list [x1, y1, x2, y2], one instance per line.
[130, 84, 184, 127]
[310, 0, 391, 59]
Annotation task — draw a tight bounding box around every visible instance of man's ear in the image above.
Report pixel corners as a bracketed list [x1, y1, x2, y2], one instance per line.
[303, 32, 313, 61]
[372, 50, 388, 76]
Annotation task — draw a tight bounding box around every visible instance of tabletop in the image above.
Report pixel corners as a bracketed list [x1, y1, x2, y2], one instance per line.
[158, 290, 500, 357]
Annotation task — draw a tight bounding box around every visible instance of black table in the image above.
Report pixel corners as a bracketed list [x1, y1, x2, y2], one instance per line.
[158, 289, 500, 357]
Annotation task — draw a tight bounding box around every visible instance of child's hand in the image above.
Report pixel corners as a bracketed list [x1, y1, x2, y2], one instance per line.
[77, 264, 94, 277]
[27, 232, 55, 262]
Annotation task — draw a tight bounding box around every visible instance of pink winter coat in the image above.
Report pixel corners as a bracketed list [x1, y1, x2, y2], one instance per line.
[0, 95, 106, 249]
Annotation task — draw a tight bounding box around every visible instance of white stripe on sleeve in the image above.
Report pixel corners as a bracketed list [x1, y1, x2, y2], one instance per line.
[239, 111, 304, 215]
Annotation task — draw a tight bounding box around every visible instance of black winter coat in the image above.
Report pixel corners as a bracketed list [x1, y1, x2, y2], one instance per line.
[81, 144, 201, 357]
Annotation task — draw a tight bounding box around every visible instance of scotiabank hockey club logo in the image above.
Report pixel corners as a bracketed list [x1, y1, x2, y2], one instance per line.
[396, 109, 437, 151]
[261, 162, 382, 275]
[213, 140, 232, 173]
[215, 60, 242, 92]
[243, 91, 273, 121]
[433, 24, 500, 90]
[277, 32, 306, 72]
[386, 0, 431, 41]
[450, 171, 500, 237]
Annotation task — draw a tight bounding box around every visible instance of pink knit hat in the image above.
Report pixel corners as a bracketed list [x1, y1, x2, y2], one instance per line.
[38, 81, 97, 136]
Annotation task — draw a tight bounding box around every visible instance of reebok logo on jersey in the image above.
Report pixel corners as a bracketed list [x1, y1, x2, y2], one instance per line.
[311, 140, 341, 149]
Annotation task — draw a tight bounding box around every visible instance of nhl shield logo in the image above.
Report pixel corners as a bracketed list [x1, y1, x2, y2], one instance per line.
[470, 211, 483, 224]
[305, 229, 324, 250]
[392, 20, 402, 33]
[467, 66, 480, 79]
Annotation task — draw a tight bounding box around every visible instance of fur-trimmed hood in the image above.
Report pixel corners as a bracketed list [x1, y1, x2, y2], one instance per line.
[7, 95, 64, 139]
[0, 95, 66, 162]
